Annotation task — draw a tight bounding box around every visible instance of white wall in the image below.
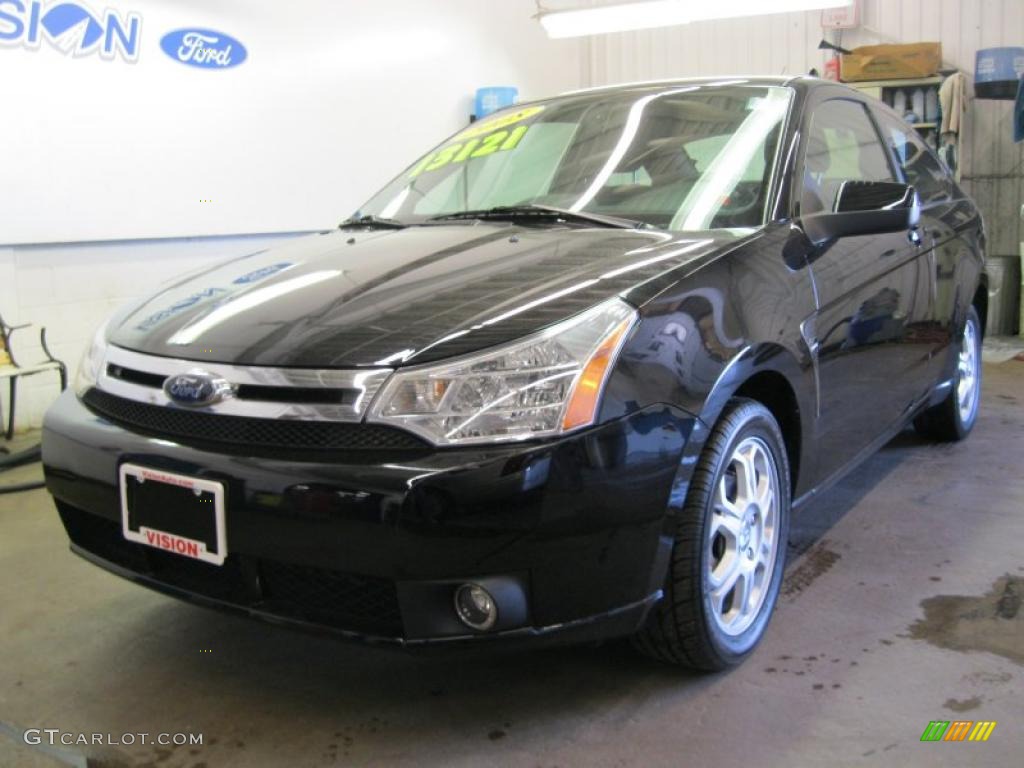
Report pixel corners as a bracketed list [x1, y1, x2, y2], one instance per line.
[3, 0, 582, 244]
[3, 0, 582, 431]
[580, 0, 1024, 259]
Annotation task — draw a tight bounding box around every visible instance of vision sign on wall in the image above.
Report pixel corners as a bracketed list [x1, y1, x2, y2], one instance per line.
[0, 0, 142, 61]
[0, 1, 248, 68]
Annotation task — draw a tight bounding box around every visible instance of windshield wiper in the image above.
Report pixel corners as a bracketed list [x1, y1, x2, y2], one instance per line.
[339, 214, 407, 230]
[427, 205, 650, 230]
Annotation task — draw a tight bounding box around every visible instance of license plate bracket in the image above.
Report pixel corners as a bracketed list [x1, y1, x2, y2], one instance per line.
[120, 464, 227, 566]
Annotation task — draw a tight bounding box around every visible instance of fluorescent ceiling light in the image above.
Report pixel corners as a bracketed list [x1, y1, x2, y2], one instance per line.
[539, 0, 853, 38]
[540, 1, 690, 38]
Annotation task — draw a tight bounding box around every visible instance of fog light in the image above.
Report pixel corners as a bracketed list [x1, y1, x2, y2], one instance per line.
[453, 583, 498, 631]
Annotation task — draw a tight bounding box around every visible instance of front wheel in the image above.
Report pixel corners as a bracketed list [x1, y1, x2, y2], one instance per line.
[914, 305, 982, 442]
[633, 398, 790, 671]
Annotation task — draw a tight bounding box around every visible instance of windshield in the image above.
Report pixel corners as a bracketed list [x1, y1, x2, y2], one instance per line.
[355, 84, 792, 231]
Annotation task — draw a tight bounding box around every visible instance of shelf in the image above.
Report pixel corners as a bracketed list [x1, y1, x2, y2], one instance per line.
[845, 75, 944, 89]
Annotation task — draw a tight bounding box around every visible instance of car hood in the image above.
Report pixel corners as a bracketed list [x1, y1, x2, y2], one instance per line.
[108, 224, 735, 368]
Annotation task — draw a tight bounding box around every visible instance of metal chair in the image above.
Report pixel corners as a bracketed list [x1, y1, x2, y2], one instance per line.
[0, 312, 67, 440]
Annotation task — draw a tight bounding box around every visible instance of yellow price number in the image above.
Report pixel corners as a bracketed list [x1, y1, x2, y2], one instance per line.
[409, 124, 530, 178]
[456, 105, 545, 139]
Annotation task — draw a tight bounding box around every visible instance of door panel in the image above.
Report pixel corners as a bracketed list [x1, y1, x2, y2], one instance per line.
[797, 98, 934, 484]
[808, 231, 932, 475]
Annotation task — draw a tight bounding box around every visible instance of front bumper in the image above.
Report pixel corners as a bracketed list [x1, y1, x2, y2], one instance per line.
[43, 389, 696, 647]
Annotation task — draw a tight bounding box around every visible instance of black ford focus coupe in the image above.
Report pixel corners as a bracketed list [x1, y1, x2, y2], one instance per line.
[43, 76, 986, 670]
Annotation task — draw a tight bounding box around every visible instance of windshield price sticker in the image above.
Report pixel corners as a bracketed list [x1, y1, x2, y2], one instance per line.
[409, 125, 530, 178]
[409, 105, 545, 178]
[457, 105, 545, 139]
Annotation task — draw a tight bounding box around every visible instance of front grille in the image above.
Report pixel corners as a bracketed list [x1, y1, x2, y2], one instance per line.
[147, 548, 251, 603]
[261, 561, 403, 635]
[106, 364, 165, 388]
[106, 364, 355, 405]
[58, 502, 147, 571]
[82, 387, 428, 455]
[57, 502, 250, 602]
[57, 502, 404, 637]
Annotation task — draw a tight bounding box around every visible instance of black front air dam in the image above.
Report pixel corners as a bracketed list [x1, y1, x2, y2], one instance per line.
[43, 388, 696, 644]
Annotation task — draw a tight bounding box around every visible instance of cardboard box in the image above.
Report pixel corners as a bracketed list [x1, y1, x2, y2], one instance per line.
[841, 42, 941, 82]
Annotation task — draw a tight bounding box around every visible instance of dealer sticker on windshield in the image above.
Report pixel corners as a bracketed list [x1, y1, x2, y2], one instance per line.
[408, 105, 544, 178]
[456, 105, 545, 139]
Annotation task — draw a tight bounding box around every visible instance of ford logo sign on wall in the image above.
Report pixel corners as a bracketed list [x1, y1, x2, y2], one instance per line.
[160, 28, 246, 69]
[163, 371, 234, 407]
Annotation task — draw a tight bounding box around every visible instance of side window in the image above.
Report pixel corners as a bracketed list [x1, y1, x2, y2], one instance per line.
[800, 99, 895, 217]
[873, 110, 952, 205]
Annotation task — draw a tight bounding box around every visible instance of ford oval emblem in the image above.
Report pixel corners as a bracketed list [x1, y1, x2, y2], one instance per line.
[160, 28, 247, 69]
[163, 371, 234, 407]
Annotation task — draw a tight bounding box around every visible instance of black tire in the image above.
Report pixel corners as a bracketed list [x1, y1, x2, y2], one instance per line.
[633, 398, 790, 671]
[914, 305, 982, 442]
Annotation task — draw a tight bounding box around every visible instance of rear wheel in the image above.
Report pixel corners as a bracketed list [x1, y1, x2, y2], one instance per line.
[633, 398, 790, 671]
[914, 305, 982, 442]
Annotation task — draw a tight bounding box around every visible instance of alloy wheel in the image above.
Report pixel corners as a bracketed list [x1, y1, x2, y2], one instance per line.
[957, 318, 979, 424]
[707, 435, 781, 636]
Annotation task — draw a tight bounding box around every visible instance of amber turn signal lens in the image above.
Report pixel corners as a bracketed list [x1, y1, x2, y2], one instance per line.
[561, 317, 632, 431]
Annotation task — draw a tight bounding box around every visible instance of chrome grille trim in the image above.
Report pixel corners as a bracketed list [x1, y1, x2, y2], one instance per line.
[98, 345, 392, 423]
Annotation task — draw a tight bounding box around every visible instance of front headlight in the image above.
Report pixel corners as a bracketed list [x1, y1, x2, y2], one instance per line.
[74, 322, 109, 396]
[367, 299, 636, 445]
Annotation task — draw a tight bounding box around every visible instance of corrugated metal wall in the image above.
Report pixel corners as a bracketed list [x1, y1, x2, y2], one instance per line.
[580, 0, 1024, 258]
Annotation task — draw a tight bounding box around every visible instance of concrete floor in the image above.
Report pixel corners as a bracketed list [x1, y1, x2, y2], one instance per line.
[1, 361, 1022, 768]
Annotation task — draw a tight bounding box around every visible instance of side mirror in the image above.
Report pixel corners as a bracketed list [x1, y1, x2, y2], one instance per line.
[802, 181, 921, 245]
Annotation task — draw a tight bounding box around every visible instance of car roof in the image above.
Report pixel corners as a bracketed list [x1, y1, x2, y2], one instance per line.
[557, 75, 845, 97]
